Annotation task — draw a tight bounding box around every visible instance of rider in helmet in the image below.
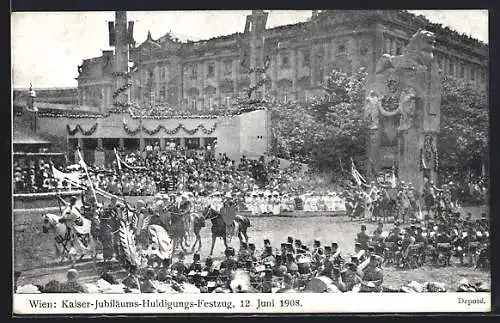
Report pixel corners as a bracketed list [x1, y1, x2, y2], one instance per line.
[59, 196, 84, 229]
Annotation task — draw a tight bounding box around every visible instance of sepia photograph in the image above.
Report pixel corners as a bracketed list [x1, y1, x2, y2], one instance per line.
[11, 9, 490, 313]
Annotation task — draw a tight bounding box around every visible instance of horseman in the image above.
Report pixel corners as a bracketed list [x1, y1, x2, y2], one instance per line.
[59, 196, 85, 238]
[221, 192, 238, 238]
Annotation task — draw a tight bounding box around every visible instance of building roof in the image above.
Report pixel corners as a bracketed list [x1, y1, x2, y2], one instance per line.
[13, 127, 52, 145]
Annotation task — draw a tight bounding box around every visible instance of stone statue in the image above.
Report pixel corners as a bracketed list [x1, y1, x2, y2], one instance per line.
[375, 30, 436, 75]
[398, 87, 417, 131]
[364, 90, 382, 130]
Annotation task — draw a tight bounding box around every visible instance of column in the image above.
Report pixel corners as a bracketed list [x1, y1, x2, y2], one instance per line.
[310, 45, 316, 86]
[95, 138, 105, 167]
[119, 138, 125, 150]
[155, 65, 160, 100]
[200, 137, 206, 149]
[292, 48, 298, 98]
[159, 137, 166, 150]
[372, 25, 385, 74]
[139, 138, 145, 151]
[232, 60, 238, 98]
[97, 138, 104, 150]
[180, 137, 186, 148]
[100, 88, 105, 112]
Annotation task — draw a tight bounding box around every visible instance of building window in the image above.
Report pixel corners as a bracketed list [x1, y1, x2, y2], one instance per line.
[190, 98, 197, 111]
[302, 50, 311, 67]
[159, 86, 166, 101]
[281, 52, 290, 68]
[207, 63, 215, 78]
[338, 41, 347, 54]
[190, 64, 198, 80]
[223, 60, 232, 76]
[207, 96, 213, 110]
[460, 64, 465, 78]
[481, 71, 485, 83]
[395, 42, 402, 55]
[449, 62, 455, 75]
[471, 67, 476, 81]
[160, 66, 166, 81]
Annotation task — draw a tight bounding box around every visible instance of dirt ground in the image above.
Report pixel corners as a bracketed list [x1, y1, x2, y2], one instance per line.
[14, 206, 490, 291]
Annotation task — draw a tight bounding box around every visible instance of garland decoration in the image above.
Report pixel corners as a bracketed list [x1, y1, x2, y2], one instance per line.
[123, 122, 217, 136]
[67, 123, 98, 136]
[112, 71, 133, 111]
[39, 112, 106, 118]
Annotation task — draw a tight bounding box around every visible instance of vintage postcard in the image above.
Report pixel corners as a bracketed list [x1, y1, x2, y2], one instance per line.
[11, 10, 490, 314]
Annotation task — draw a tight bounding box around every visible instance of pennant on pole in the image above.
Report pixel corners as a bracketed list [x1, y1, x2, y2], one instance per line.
[114, 148, 122, 172]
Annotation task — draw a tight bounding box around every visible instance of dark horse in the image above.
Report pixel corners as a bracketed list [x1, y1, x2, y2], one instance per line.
[202, 205, 251, 256]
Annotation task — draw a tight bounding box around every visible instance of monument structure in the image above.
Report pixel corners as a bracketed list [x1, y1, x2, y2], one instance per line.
[364, 30, 441, 194]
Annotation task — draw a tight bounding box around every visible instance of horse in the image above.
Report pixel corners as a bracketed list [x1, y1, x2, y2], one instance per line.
[202, 205, 251, 256]
[41, 213, 99, 267]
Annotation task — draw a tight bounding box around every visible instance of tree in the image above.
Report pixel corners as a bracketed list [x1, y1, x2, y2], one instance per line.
[439, 76, 488, 182]
[271, 68, 369, 176]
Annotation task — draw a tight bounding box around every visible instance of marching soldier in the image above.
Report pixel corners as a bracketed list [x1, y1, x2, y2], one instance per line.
[360, 255, 384, 292]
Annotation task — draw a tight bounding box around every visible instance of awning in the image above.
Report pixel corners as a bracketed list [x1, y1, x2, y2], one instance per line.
[13, 127, 52, 145]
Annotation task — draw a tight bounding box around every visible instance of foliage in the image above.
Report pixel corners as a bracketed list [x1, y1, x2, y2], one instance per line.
[271, 68, 369, 175]
[439, 76, 489, 180]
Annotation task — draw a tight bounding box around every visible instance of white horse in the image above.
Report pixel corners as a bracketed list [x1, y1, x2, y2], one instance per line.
[41, 213, 98, 267]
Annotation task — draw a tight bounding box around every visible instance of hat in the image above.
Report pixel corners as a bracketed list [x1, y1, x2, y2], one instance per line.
[67, 269, 79, 280]
[287, 236, 294, 243]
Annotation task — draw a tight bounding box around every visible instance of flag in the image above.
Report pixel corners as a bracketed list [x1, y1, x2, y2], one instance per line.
[51, 164, 83, 188]
[114, 148, 122, 172]
[114, 150, 147, 172]
[390, 163, 397, 188]
[351, 159, 366, 186]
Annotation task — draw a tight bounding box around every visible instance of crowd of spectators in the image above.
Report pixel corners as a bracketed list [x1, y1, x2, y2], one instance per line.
[13, 159, 77, 194]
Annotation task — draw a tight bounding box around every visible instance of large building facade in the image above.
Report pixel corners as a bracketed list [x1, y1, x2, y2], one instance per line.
[76, 10, 488, 114]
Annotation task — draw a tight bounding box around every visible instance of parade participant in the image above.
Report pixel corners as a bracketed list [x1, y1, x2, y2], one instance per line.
[356, 225, 370, 250]
[360, 255, 384, 292]
[60, 269, 85, 293]
[100, 196, 119, 262]
[60, 196, 83, 227]
[141, 268, 157, 293]
[237, 242, 252, 267]
[187, 253, 202, 273]
[285, 253, 299, 275]
[341, 262, 362, 292]
[272, 254, 287, 277]
[191, 211, 205, 253]
[354, 243, 366, 263]
[261, 246, 276, 266]
[248, 243, 258, 263]
[220, 247, 238, 280]
[171, 252, 188, 276]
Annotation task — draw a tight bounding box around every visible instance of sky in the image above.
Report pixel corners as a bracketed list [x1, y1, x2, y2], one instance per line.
[11, 10, 488, 89]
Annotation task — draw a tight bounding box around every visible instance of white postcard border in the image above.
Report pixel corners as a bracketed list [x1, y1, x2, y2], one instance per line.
[13, 292, 491, 314]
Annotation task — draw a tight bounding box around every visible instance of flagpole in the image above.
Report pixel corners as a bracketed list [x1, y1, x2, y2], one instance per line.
[49, 159, 63, 215]
[78, 148, 98, 204]
[114, 148, 131, 220]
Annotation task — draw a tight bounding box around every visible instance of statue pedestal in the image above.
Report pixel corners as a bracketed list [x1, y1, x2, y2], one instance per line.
[94, 150, 105, 167]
